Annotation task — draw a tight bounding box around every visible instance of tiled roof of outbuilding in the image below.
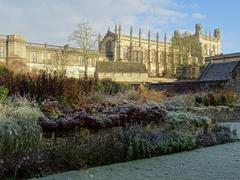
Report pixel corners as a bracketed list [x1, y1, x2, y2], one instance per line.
[199, 60, 240, 81]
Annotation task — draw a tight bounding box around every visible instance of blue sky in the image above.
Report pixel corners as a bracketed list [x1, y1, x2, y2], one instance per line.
[0, 0, 239, 53]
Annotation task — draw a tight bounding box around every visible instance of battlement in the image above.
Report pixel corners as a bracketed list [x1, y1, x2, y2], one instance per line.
[7, 34, 26, 42]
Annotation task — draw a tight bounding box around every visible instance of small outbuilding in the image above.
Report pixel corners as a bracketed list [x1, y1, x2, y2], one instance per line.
[199, 53, 240, 92]
[95, 61, 148, 82]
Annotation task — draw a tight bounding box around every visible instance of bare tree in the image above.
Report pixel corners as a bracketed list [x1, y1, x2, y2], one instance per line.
[70, 22, 97, 79]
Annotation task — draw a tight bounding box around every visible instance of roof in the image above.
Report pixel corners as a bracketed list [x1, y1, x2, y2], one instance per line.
[205, 52, 240, 61]
[96, 61, 148, 73]
[199, 60, 240, 81]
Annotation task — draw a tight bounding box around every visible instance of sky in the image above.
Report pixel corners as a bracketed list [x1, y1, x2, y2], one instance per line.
[0, 0, 239, 53]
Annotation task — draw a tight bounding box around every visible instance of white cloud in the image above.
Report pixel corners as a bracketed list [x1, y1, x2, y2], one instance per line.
[192, 13, 207, 20]
[0, 0, 207, 45]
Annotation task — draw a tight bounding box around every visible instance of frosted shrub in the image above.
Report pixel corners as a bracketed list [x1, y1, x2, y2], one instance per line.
[163, 95, 195, 111]
[166, 111, 210, 127]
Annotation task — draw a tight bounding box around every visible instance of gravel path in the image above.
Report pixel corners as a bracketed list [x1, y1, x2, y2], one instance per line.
[37, 142, 240, 180]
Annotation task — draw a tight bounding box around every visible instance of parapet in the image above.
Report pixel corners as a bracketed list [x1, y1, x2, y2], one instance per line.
[7, 34, 26, 43]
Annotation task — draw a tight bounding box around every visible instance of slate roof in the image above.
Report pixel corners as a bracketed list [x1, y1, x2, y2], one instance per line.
[205, 52, 240, 61]
[199, 60, 240, 81]
[96, 61, 148, 73]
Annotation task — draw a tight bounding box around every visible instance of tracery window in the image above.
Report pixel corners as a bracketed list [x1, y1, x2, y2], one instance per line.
[106, 41, 112, 52]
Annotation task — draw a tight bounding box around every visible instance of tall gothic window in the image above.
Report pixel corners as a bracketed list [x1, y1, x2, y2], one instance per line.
[0, 47, 4, 58]
[123, 48, 128, 59]
[106, 40, 113, 59]
[106, 41, 112, 52]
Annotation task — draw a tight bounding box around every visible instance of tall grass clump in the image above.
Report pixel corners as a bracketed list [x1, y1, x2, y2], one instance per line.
[0, 97, 43, 156]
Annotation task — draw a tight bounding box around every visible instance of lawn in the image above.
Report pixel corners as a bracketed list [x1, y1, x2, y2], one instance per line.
[38, 142, 240, 180]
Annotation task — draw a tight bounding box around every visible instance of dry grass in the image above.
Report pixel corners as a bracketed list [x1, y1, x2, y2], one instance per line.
[122, 84, 166, 104]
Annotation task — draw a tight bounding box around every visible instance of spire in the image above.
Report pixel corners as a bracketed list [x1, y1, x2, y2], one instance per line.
[115, 24, 117, 34]
[147, 30, 151, 73]
[108, 27, 110, 34]
[148, 30, 151, 42]
[164, 33, 167, 43]
[164, 33, 167, 76]
[98, 33, 102, 42]
[114, 24, 118, 40]
[139, 28, 141, 46]
[119, 24, 122, 35]
[156, 32, 160, 77]
[98, 33, 102, 50]
[98, 33, 102, 41]
[130, 26, 133, 37]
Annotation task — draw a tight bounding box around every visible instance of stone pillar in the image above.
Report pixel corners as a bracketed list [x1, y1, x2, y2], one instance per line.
[179, 37, 182, 65]
[118, 24, 122, 61]
[147, 30, 151, 73]
[114, 25, 118, 61]
[209, 31, 212, 56]
[164, 33, 167, 75]
[171, 37, 175, 76]
[98, 33, 102, 51]
[156, 32, 159, 77]
[139, 28, 141, 46]
[130, 26, 133, 62]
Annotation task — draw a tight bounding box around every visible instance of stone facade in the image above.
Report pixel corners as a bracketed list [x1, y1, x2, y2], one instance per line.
[0, 24, 221, 81]
[0, 35, 106, 78]
[99, 24, 221, 78]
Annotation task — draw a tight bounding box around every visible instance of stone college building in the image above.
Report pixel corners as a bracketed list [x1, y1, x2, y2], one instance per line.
[0, 24, 221, 82]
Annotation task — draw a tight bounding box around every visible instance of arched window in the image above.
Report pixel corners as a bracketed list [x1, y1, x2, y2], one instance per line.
[126, 48, 129, 59]
[106, 41, 112, 53]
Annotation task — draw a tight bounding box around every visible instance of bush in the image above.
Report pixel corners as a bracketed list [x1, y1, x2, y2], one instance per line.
[194, 90, 237, 107]
[163, 94, 195, 111]
[0, 68, 131, 108]
[196, 125, 237, 147]
[125, 126, 196, 160]
[166, 111, 210, 128]
[0, 97, 43, 155]
[0, 87, 8, 101]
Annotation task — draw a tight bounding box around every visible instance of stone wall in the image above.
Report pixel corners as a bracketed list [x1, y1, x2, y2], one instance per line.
[146, 80, 229, 94]
[97, 72, 148, 82]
